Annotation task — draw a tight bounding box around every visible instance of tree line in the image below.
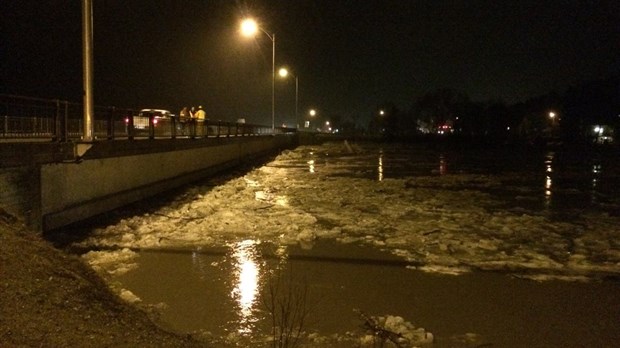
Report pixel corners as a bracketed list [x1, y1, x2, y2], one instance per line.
[336, 75, 619, 146]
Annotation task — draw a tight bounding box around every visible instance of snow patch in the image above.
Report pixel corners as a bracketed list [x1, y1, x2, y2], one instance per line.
[119, 289, 142, 303]
[82, 248, 138, 276]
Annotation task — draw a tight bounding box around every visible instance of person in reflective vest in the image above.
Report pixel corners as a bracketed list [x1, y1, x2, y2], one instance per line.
[194, 105, 206, 136]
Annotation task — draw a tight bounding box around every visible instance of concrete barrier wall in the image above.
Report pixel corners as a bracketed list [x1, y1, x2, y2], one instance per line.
[0, 166, 40, 228]
[39, 135, 294, 230]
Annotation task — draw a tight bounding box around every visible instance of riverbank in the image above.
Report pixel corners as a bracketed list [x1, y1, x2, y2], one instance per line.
[0, 210, 208, 347]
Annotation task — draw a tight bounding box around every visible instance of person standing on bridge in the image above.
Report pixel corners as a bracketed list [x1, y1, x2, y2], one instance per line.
[188, 106, 197, 138]
[194, 105, 206, 136]
[179, 107, 190, 135]
[195, 105, 206, 120]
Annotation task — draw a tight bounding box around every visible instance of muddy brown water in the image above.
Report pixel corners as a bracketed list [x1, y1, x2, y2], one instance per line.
[112, 241, 620, 347]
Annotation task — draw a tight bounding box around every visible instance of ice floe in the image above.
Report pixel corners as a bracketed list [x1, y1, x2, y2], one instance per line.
[76, 142, 620, 282]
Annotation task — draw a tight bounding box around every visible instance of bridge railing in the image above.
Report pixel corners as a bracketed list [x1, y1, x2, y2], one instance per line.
[1, 94, 294, 141]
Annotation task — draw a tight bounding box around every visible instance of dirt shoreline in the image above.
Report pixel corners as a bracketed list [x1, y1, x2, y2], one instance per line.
[0, 213, 210, 347]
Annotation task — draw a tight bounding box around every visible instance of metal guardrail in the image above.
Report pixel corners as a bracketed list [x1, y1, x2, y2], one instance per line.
[0, 94, 294, 141]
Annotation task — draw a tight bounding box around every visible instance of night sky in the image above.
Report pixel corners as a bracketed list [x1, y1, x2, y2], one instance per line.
[2, 0, 618, 127]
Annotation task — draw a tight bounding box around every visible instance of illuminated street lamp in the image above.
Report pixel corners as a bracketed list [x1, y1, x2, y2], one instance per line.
[240, 18, 275, 132]
[304, 109, 317, 129]
[278, 67, 299, 128]
[548, 111, 559, 128]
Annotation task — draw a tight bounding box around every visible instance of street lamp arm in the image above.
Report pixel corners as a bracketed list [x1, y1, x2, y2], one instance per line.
[259, 28, 275, 42]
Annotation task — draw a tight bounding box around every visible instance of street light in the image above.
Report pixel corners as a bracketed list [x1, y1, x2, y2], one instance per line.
[240, 18, 275, 132]
[304, 109, 317, 129]
[548, 111, 559, 128]
[278, 67, 299, 128]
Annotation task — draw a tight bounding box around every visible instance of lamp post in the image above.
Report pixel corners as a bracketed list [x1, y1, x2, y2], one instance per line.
[240, 18, 275, 132]
[307, 109, 316, 129]
[278, 67, 299, 129]
[548, 111, 558, 128]
[82, 0, 94, 141]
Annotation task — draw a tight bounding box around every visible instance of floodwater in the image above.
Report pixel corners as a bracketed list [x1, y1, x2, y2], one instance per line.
[114, 241, 620, 347]
[64, 141, 620, 347]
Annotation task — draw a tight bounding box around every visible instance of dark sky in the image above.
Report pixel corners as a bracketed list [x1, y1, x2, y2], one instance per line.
[2, 0, 618, 126]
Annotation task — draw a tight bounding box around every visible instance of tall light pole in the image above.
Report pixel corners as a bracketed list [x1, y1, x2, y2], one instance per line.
[240, 18, 275, 132]
[82, 0, 94, 141]
[278, 67, 299, 129]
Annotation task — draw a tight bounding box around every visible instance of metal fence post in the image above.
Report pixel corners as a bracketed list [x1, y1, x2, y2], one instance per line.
[107, 106, 115, 140]
[171, 115, 177, 139]
[62, 101, 68, 141]
[148, 114, 155, 139]
[53, 99, 60, 142]
[127, 109, 134, 140]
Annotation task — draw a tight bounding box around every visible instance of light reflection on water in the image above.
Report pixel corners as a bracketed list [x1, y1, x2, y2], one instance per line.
[591, 163, 601, 204]
[544, 152, 554, 208]
[338, 145, 618, 216]
[185, 241, 292, 338]
[377, 150, 384, 181]
[307, 159, 315, 173]
[438, 154, 447, 175]
[230, 240, 262, 334]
